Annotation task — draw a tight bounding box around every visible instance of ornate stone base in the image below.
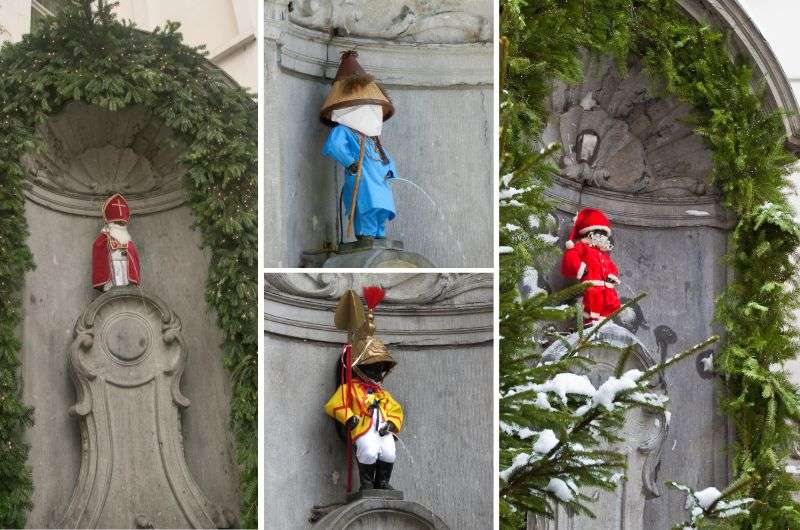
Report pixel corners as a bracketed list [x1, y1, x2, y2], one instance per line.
[315, 492, 448, 530]
[60, 287, 232, 529]
[301, 239, 435, 268]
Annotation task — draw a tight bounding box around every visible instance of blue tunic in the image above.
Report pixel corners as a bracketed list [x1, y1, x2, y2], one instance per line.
[323, 124, 397, 238]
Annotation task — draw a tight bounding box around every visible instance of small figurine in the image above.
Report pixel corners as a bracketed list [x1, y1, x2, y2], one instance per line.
[320, 50, 398, 240]
[325, 287, 404, 492]
[561, 208, 621, 324]
[92, 194, 141, 291]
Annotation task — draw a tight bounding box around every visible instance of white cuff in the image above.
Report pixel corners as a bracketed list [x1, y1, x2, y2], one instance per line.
[607, 274, 620, 285]
[576, 262, 587, 279]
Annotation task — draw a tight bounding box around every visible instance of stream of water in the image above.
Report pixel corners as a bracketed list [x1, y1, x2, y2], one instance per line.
[391, 177, 466, 263]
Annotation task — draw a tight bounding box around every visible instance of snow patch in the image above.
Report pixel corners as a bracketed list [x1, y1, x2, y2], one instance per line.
[532, 373, 596, 402]
[500, 452, 530, 481]
[532, 429, 559, 454]
[546, 477, 574, 502]
[592, 369, 642, 410]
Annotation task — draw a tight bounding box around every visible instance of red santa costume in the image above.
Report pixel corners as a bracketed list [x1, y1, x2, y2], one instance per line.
[561, 208, 621, 323]
[92, 194, 141, 291]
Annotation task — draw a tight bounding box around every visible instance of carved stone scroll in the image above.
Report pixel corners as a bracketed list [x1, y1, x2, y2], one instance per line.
[60, 287, 232, 529]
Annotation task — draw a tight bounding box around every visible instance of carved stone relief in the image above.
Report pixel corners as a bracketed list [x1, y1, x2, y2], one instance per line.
[544, 54, 715, 199]
[23, 102, 186, 216]
[288, 0, 491, 43]
[61, 287, 232, 529]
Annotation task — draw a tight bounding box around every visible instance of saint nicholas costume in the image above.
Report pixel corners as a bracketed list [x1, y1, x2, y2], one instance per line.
[92, 194, 141, 290]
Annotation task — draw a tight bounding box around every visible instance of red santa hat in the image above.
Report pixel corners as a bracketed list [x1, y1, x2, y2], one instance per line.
[565, 208, 611, 249]
[102, 193, 131, 224]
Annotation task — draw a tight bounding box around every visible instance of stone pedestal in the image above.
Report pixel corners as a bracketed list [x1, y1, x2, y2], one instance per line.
[301, 239, 435, 268]
[60, 287, 232, 529]
[316, 493, 448, 530]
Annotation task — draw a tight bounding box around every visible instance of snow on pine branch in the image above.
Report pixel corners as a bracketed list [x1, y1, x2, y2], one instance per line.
[669, 482, 754, 529]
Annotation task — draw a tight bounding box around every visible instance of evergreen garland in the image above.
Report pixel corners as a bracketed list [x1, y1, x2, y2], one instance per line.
[0, 1, 257, 527]
[501, 0, 800, 528]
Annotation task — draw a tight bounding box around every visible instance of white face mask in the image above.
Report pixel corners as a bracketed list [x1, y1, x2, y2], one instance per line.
[331, 104, 384, 137]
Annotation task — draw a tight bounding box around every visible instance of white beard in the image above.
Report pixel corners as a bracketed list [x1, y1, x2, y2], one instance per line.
[332, 104, 383, 137]
[582, 232, 613, 252]
[103, 223, 131, 244]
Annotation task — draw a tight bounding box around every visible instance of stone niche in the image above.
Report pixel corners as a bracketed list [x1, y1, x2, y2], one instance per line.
[22, 102, 186, 216]
[264, 273, 493, 529]
[20, 102, 240, 528]
[538, 51, 732, 530]
[264, 0, 493, 268]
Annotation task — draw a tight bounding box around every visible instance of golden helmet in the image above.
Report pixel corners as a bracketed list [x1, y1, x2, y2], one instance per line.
[335, 287, 396, 372]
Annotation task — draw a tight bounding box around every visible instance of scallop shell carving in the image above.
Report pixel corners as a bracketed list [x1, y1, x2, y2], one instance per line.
[546, 54, 716, 199]
[23, 102, 186, 216]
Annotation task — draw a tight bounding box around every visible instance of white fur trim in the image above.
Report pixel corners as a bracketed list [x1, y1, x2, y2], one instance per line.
[565, 240, 575, 249]
[577, 262, 587, 279]
[584, 280, 617, 288]
[607, 274, 620, 285]
[577, 224, 610, 235]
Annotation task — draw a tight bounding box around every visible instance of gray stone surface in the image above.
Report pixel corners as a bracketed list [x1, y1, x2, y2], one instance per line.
[61, 287, 232, 529]
[264, 273, 493, 529]
[289, 0, 491, 43]
[21, 196, 240, 527]
[264, 1, 493, 268]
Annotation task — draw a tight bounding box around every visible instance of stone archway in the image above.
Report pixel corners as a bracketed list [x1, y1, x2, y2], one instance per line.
[534, 1, 799, 528]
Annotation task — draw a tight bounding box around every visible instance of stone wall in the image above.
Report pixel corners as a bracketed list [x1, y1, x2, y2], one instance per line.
[264, 1, 493, 267]
[264, 273, 494, 529]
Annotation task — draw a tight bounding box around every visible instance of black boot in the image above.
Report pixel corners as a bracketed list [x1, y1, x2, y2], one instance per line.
[357, 462, 377, 490]
[375, 460, 394, 490]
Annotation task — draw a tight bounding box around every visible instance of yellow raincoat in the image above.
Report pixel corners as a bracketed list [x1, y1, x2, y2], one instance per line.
[325, 380, 404, 441]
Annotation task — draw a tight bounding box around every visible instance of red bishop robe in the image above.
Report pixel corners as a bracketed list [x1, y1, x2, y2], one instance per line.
[92, 233, 141, 290]
[561, 240, 621, 321]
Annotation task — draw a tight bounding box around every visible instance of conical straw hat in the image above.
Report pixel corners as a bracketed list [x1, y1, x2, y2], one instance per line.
[320, 50, 395, 126]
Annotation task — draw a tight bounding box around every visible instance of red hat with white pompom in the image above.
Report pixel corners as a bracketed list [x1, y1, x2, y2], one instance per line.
[565, 208, 611, 249]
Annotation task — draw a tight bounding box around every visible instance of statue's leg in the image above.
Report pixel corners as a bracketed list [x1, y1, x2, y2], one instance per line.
[375, 210, 390, 239]
[375, 435, 396, 489]
[355, 431, 380, 490]
[355, 210, 377, 238]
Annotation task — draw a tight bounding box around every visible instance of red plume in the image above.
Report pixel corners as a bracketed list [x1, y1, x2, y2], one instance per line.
[362, 286, 386, 310]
